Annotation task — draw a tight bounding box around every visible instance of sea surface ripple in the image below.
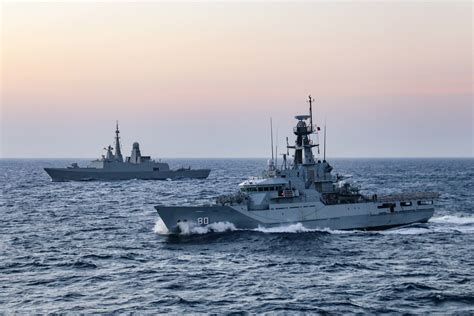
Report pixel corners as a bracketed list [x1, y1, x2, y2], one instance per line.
[1, 158, 473, 313]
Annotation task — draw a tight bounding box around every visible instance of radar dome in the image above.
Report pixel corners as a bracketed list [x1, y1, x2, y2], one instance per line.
[133, 142, 140, 149]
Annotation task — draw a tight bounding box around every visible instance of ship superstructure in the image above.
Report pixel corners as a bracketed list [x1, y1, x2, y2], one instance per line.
[44, 123, 211, 181]
[155, 96, 439, 233]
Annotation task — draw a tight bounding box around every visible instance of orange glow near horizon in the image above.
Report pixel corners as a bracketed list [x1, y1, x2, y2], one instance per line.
[1, 2, 472, 158]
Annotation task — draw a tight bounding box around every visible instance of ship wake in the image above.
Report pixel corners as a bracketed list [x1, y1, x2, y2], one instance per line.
[253, 223, 351, 234]
[154, 219, 350, 236]
[154, 218, 237, 235]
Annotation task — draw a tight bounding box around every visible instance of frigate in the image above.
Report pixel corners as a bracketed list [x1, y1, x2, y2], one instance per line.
[44, 123, 211, 181]
[155, 96, 439, 233]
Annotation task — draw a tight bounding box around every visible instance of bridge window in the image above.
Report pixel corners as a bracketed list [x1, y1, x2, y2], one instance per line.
[242, 186, 284, 192]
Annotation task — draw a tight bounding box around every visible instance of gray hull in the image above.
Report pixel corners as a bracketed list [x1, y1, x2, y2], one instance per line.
[155, 203, 435, 233]
[44, 168, 211, 181]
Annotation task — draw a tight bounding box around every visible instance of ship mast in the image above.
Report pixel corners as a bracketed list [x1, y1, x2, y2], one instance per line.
[308, 94, 314, 133]
[323, 123, 327, 162]
[114, 121, 123, 162]
[289, 95, 319, 166]
[270, 117, 274, 162]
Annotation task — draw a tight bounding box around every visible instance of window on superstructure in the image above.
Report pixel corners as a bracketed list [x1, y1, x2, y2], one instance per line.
[417, 200, 433, 205]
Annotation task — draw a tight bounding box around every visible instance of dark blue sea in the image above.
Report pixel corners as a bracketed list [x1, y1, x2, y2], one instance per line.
[1, 158, 473, 313]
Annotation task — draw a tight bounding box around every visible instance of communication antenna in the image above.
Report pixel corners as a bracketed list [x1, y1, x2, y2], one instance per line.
[275, 128, 278, 167]
[307, 94, 315, 132]
[286, 137, 290, 155]
[270, 117, 274, 161]
[323, 121, 327, 161]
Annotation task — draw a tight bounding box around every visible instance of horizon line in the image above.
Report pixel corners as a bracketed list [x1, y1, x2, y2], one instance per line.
[1, 156, 473, 160]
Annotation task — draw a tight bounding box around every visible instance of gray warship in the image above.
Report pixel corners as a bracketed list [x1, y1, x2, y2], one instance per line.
[155, 96, 439, 233]
[44, 123, 211, 181]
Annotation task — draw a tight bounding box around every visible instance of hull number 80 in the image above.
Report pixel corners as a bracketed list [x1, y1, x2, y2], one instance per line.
[197, 217, 209, 225]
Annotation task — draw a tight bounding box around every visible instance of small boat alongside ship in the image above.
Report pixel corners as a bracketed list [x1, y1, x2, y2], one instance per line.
[44, 123, 211, 181]
[155, 96, 439, 233]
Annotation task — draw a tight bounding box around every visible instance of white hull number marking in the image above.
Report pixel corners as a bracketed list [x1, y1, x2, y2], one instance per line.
[197, 217, 209, 225]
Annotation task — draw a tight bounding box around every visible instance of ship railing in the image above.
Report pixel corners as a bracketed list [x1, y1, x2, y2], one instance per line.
[376, 192, 440, 202]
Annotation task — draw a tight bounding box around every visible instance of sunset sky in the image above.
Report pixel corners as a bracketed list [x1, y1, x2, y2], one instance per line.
[1, 1, 472, 158]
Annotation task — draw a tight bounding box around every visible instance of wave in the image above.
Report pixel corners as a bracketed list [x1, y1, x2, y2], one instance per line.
[381, 227, 431, 235]
[381, 215, 474, 235]
[154, 220, 352, 236]
[430, 215, 474, 225]
[153, 218, 170, 235]
[254, 223, 352, 234]
[177, 221, 237, 235]
[154, 219, 238, 236]
[254, 223, 312, 233]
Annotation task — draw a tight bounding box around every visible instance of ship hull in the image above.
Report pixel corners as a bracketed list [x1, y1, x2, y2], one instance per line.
[44, 168, 211, 181]
[155, 202, 435, 233]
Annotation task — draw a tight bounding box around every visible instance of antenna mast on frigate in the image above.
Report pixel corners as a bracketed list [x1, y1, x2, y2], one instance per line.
[308, 95, 315, 133]
[270, 117, 274, 162]
[323, 123, 327, 162]
[114, 121, 123, 162]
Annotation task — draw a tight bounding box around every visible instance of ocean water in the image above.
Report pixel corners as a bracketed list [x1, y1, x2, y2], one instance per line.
[1, 158, 473, 313]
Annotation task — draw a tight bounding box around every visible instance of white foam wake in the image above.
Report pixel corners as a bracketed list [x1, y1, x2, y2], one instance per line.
[177, 221, 237, 235]
[381, 215, 474, 235]
[255, 223, 311, 233]
[153, 220, 351, 236]
[254, 223, 352, 234]
[153, 218, 170, 235]
[381, 227, 431, 235]
[430, 215, 474, 225]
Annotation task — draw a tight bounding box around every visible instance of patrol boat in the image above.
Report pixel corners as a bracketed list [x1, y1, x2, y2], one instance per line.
[155, 96, 439, 233]
[44, 123, 211, 181]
